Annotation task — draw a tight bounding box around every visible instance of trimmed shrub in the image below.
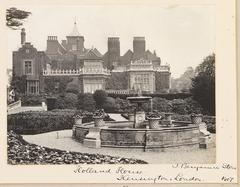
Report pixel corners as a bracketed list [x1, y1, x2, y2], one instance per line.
[102, 97, 116, 113]
[77, 93, 96, 112]
[21, 95, 44, 106]
[7, 110, 114, 135]
[63, 93, 78, 109]
[7, 111, 75, 134]
[93, 90, 108, 109]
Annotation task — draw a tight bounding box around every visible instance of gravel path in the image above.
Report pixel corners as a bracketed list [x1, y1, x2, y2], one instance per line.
[23, 130, 216, 164]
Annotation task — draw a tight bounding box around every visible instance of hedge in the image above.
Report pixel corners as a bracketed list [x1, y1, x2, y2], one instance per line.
[7, 110, 114, 135]
[7, 111, 75, 135]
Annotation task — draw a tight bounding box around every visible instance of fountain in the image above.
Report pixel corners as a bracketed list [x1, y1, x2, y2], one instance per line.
[72, 94, 211, 151]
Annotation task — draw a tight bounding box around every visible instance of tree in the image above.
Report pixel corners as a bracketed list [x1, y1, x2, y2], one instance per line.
[6, 7, 31, 30]
[10, 74, 27, 99]
[93, 90, 107, 109]
[190, 54, 215, 115]
[171, 67, 195, 92]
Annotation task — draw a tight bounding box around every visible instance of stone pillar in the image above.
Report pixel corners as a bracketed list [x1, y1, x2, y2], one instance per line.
[128, 113, 134, 121]
[165, 113, 173, 127]
[83, 127, 101, 148]
[135, 111, 145, 128]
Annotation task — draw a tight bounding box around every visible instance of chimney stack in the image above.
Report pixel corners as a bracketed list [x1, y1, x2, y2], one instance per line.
[21, 28, 26, 45]
[133, 37, 145, 59]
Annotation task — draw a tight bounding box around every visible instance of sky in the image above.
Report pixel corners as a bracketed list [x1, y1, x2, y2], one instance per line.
[7, 5, 215, 78]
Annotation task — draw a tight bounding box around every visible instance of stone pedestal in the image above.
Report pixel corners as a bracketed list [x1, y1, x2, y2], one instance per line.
[135, 111, 145, 128]
[72, 126, 76, 138]
[83, 127, 101, 148]
[128, 113, 134, 121]
[198, 122, 211, 149]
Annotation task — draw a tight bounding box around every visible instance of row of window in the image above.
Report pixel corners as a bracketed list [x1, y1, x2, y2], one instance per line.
[134, 74, 150, 83]
[27, 81, 39, 94]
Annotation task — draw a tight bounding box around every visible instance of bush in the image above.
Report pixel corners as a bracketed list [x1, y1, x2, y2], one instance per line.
[20, 94, 44, 106]
[93, 90, 108, 109]
[77, 93, 96, 112]
[102, 97, 116, 113]
[63, 93, 78, 109]
[65, 78, 80, 94]
[7, 111, 75, 134]
[7, 110, 96, 135]
[152, 97, 172, 112]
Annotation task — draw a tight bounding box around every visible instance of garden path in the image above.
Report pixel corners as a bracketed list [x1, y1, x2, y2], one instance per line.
[107, 113, 128, 121]
[23, 130, 216, 164]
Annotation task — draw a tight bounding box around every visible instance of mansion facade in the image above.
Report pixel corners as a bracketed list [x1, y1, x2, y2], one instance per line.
[12, 23, 171, 95]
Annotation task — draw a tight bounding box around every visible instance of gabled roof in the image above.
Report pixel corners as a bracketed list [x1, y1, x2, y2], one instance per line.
[120, 49, 133, 65]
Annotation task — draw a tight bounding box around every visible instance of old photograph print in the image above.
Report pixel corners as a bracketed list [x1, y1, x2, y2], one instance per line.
[7, 5, 216, 165]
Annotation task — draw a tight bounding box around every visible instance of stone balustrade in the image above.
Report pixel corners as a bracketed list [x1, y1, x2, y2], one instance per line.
[43, 68, 111, 76]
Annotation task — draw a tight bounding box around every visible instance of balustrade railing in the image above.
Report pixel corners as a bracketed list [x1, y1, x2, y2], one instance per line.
[43, 68, 111, 76]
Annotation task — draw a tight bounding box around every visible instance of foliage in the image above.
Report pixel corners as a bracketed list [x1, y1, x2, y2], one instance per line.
[7, 110, 97, 135]
[6, 7, 31, 29]
[171, 67, 195, 92]
[105, 72, 128, 90]
[102, 97, 116, 113]
[8, 131, 147, 164]
[93, 90, 108, 109]
[77, 93, 96, 112]
[152, 97, 172, 112]
[7, 111, 75, 134]
[44, 77, 72, 95]
[63, 93, 78, 109]
[190, 54, 215, 115]
[21, 95, 44, 106]
[93, 109, 106, 118]
[115, 97, 131, 113]
[146, 110, 162, 119]
[10, 74, 27, 99]
[65, 78, 80, 94]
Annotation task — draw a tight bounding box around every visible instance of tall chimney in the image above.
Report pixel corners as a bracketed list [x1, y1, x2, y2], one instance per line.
[133, 37, 145, 59]
[21, 28, 26, 45]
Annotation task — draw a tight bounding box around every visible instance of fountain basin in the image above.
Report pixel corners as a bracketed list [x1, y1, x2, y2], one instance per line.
[73, 121, 200, 151]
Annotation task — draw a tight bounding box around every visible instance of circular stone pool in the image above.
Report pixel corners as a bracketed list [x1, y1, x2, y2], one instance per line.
[73, 120, 201, 152]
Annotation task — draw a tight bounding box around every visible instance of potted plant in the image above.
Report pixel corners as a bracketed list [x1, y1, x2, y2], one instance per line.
[190, 113, 203, 124]
[93, 109, 106, 127]
[73, 110, 86, 125]
[146, 110, 162, 129]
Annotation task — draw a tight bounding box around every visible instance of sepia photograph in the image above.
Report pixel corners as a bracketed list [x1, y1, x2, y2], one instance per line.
[6, 4, 217, 165]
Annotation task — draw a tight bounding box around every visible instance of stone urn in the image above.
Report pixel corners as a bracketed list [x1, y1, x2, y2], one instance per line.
[93, 117, 105, 127]
[191, 114, 203, 124]
[148, 118, 160, 129]
[93, 109, 106, 127]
